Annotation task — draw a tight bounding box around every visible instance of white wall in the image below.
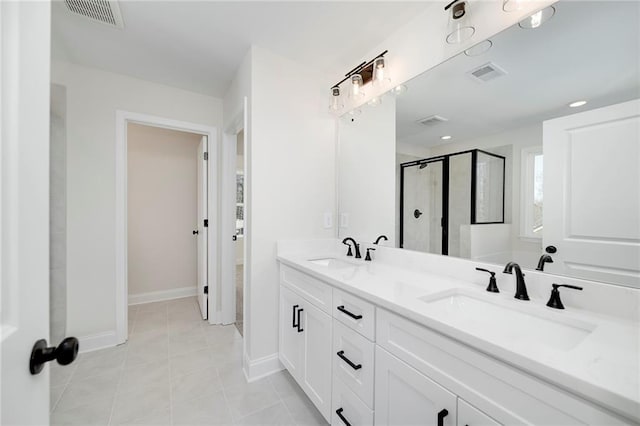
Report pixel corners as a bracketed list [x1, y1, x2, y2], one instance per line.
[338, 98, 397, 244]
[224, 46, 336, 376]
[249, 46, 336, 368]
[51, 61, 223, 342]
[127, 124, 201, 298]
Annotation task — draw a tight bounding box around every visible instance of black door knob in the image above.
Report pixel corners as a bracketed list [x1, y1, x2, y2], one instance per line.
[192, 230, 199, 235]
[414, 209, 423, 219]
[545, 245, 557, 254]
[30, 337, 79, 375]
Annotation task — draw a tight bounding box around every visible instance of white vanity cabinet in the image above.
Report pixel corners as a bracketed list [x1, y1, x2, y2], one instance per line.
[457, 399, 501, 426]
[279, 266, 332, 421]
[375, 345, 457, 426]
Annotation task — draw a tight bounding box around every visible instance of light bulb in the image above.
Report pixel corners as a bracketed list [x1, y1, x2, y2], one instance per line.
[350, 74, 364, 99]
[372, 57, 391, 87]
[329, 86, 344, 113]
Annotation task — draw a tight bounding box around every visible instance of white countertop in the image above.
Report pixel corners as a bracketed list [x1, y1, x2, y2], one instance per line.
[277, 249, 640, 422]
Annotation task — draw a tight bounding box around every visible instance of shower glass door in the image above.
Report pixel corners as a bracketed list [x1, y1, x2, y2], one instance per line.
[401, 159, 444, 254]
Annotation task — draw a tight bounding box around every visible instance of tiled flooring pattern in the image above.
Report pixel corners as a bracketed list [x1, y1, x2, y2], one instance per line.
[50, 297, 326, 426]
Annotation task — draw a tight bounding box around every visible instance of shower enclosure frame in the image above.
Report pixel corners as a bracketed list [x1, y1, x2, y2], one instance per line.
[399, 148, 506, 255]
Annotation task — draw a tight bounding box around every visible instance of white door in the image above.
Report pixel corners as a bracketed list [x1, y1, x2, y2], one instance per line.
[278, 286, 302, 377]
[543, 99, 640, 287]
[300, 301, 332, 421]
[374, 346, 457, 426]
[1, 1, 54, 424]
[196, 136, 208, 319]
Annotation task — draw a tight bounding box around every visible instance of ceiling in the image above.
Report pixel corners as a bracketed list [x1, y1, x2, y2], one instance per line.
[52, 1, 432, 97]
[396, 1, 640, 148]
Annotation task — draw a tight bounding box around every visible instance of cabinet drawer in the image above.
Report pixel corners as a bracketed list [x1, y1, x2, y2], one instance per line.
[280, 264, 332, 314]
[333, 288, 375, 340]
[376, 309, 628, 425]
[332, 378, 374, 426]
[333, 319, 375, 408]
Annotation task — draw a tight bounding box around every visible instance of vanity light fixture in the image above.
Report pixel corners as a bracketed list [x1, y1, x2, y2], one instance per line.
[329, 50, 389, 113]
[569, 100, 588, 108]
[519, 6, 555, 29]
[445, 0, 475, 44]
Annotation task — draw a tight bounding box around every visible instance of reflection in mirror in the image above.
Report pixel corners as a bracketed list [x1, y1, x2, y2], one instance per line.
[339, 1, 640, 288]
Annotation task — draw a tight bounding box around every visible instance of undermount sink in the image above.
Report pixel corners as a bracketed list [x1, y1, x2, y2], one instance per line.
[308, 257, 359, 269]
[419, 289, 596, 351]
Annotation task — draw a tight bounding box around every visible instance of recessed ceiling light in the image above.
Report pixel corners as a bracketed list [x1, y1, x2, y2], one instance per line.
[391, 85, 407, 95]
[464, 40, 493, 57]
[569, 100, 588, 108]
[441, 135, 452, 140]
[519, 6, 555, 29]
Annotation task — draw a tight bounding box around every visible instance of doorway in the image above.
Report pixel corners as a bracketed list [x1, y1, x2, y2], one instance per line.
[115, 111, 218, 344]
[126, 123, 206, 316]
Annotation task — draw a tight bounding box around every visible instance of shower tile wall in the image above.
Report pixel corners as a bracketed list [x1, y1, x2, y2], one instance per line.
[50, 84, 67, 345]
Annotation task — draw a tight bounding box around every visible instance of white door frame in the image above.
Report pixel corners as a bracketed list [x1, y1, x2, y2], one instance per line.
[115, 111, 218, 344]
[221, 101, 247, 326]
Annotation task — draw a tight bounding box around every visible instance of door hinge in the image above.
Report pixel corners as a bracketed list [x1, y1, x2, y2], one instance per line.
[204, 152, 208, 161]
[204, 219, 208, 227]
[204, 285, 208, 294]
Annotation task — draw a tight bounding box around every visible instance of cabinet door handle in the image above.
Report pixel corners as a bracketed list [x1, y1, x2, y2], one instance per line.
[296, 308, 304, 332]
[336, 408, 352, 426]
[292, 305, 299, 328]
[437, 408, 449, 426]
[336, 350, 362, 370]
[337, 305, 362, 320]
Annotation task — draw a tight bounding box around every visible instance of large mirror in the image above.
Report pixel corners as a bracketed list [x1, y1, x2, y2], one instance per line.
[338, 1, 640, 288]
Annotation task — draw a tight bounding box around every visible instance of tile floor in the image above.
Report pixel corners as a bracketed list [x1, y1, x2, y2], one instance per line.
[50, 297, 327, 426]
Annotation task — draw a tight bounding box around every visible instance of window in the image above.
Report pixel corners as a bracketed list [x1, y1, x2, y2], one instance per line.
[521, 146, 543, 238]
[236, 171, 244, 237]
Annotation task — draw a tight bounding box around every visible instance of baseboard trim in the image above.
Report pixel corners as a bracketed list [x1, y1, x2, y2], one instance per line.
[128, 286, 197, 305]
[243, 352, 283, 383]
[78, 331, 119, 353]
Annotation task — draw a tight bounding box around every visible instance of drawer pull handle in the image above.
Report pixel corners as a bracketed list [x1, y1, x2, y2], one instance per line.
[337, 305, 362, 320]
[437, 408, 449, 426]
[292, 305, 299, 328]
[296, 308, 304, 333]
[336, 408, 352, 426]
[337, 350, 362, 370]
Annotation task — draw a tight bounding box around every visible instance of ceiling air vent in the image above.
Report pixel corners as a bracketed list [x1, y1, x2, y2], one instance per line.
[64, 0, 124, 29]
[467, 62, 507, 83]
[417, 115, 448, 127]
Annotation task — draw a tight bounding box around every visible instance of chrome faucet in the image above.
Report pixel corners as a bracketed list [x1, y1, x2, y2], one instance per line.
[342, 237, 361, 259]
[503, 262, 529, 300]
